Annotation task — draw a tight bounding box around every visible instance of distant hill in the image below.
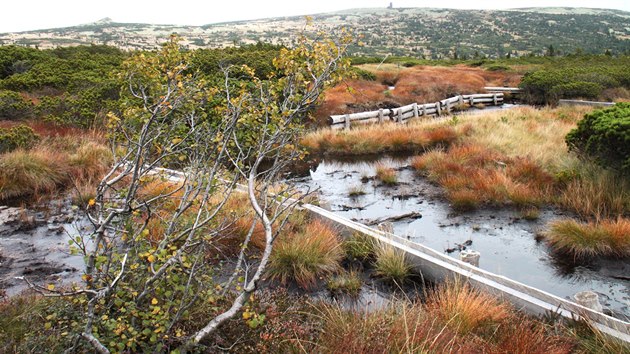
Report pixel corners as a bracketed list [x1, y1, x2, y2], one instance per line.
[1, 7, 629, 58]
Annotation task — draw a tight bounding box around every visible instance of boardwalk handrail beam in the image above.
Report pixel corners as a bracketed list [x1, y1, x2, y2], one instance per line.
[484, 86, 523, 93]
[330, 93, 504, 128]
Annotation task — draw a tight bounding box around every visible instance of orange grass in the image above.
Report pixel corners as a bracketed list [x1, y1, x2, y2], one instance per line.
[312, 64, 522, 125]
[267, 219, 343, 289]
[0, 147, 69, 200]
[375, 163, 398, 185]
[412, 144, 553, 210]
[301, 123, 466, 155]
[316, 282, 574, 353]
[544, 218, 630, 259]
[427, 280, 509, 335]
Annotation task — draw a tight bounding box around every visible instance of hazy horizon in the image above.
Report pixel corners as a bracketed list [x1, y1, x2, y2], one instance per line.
[3, 1, 630, 33]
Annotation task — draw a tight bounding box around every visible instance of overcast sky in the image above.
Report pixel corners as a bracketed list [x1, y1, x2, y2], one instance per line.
[2, 0, 629, 33]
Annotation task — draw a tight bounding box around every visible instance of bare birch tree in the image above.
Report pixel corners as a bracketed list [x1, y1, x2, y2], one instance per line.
[57, 31, 351, 353]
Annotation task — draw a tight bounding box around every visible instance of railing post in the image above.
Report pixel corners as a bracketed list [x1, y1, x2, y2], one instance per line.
[446, 100, 451, 113]
[378, 108, 384, 124]
[435, 102, 441, 117]
[344, 114, 350, 130]
[460, 250, 480, 267]
[574, 291, 603, 312]
[458, 95, 463, 106]
[397, 108, 403, 123]
[413, 103, 419, 118]
[493, 94, 498, 106]
[422, 104, 427, 117]
[469, 96, 475, 106]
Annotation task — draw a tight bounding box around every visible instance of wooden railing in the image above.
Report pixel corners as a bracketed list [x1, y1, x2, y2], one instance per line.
[329, 93, 504, 129]
[484, 86, 523, 94]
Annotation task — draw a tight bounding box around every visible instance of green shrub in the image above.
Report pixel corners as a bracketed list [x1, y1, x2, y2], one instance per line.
[349, 66, 376, 81]
[566, 103, 630, 176]
[519, 56, 630, 105]
[0, 124, 39, 153]
[551, 81, 602, 100]
[485, 64, 510, 72]
[0, 90, 32, 120]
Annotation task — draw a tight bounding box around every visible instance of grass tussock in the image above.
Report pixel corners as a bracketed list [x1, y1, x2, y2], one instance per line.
[0, 125, 110, 203]
[301, 121, 466, 155]
[544, 218, 630, 259]
[427, 280, 509, 335]
[412, 144, 554, 210]
[347, 185, 366, 197]
[373, 241, 412, 285]
[315, 291, 574, 354]
[0, 148, 68, 200]
[68, 141, 113, 184]
[374, 163, 398, 185]
[326, 271, 362, 297]
[558, 163, 630, 220]
[267, 219, 343, 289]
[344, 232, 376, 262]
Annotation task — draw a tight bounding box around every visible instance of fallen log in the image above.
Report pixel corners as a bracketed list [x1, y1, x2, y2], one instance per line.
[363, 211, 422, 226]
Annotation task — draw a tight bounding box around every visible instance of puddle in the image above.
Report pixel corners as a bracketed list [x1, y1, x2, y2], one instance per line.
[293, 158, 630, 320]
[0, 205, 89, 297]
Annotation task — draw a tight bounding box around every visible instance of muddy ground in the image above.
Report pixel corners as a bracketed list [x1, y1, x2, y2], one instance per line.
[0, 202, 86, 297]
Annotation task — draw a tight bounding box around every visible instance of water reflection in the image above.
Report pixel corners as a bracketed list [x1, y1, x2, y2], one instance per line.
[293, 157, 630, 320]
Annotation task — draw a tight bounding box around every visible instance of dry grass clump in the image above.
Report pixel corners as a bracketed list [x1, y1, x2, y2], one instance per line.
[412, 144, 554, 210]
[373, 241, 412, 285]
[300, 121, 466, 155]
[0, 148, 68, 200]
[267, 219, 343, 289]
[313, 79, 389, 124]
[344, 232, 376, 262]
[427, 280, 509, 335]
[68, 141, 113, 184]
[543, 218, 630, 259]
[326, 270, 362, 297]
[558, 164, 630, 220]
[315, 286, 574, 354]
[463, 106, 593, 172]
[374, 163, 398, 185]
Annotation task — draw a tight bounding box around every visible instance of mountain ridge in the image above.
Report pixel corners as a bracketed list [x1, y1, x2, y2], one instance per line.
[1, 7, 629, 58]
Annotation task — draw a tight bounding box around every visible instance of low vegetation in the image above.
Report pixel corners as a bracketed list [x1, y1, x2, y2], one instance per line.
[301, 122, 466, 155]
[427, 280, 509, 334]
[316, 280, 576, 353]
[412, 143, 553, 210]
[520, 56, 630, 105]
[373, 240, 412, 285]
[326, 271, 362, 297]
[374, 163, 398, 185]
[267, 220, 344, 289]
[0, 125, 111, 202]
[344, 231, 376, 262]
[544, 218, 630, 259]
[313, 63, 520, 124]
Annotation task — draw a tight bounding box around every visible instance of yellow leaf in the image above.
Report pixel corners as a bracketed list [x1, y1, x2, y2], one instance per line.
[88, 199, 96, 207]
[47, 284, 55, 291]
[147, 255, 156, 263]
[151, 298, 158, 305]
